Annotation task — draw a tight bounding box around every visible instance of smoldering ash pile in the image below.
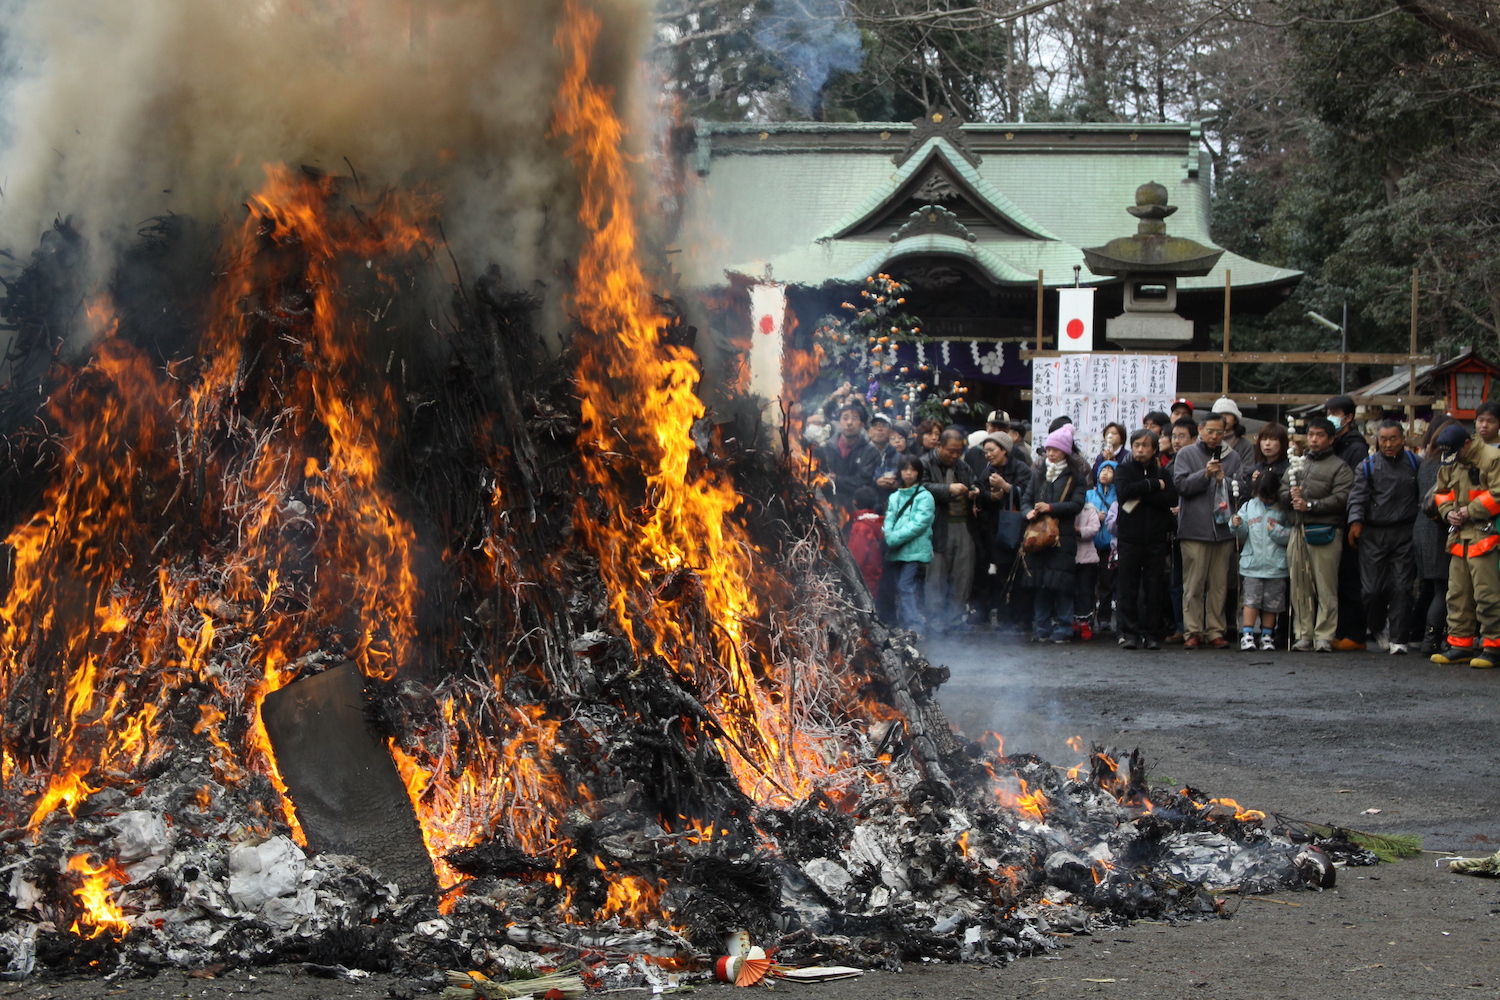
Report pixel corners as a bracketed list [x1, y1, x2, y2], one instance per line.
[0, 0, 1349, 985]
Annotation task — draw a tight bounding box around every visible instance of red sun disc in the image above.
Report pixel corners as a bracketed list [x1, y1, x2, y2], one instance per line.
[1066, 318, 1085, 339]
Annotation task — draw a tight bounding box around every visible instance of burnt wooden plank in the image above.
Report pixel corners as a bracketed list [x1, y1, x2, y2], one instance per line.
[261, 663, 436, 895]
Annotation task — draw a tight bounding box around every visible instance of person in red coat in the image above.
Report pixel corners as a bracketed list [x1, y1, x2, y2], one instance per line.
[846, 486, 885, 595]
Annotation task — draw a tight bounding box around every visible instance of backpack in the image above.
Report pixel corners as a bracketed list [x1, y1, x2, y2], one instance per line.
[1362, 450, 1419, 481]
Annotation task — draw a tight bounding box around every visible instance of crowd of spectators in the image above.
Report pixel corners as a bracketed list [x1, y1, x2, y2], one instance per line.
[818, 388, 1500, 667]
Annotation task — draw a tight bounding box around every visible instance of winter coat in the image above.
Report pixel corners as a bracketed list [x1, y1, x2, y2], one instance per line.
[1087, 480, 1117, 548]
[1231, 497, 1291, 579]
[1278, 449, 1355, 527]
[1433, 437, 1500, 558]
[1226, 431, 1257, 468]
[973, 451, 1034, 546]
[1239, 456, 1288, 501]
[1075, 504, 1101, 565]
[1331, 423, 1371, 471]
[1022, 465, 1084, 591]
[1413, 455, 1451, 581]
[883, 483, 934, 563]
[1113, 456, 1177, 545]
[1173, 440, 1243, 543]
[819, 433, 882, 507]
[921, 450, 980, 550]
[1347, 449, 1421, 527]
[846, 509, 885, 594]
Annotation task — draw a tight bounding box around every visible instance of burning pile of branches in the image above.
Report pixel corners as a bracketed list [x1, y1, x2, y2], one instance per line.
[0, 0, 1354, 985]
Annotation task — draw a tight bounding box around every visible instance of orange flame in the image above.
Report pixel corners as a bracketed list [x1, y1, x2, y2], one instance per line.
[67, 853, 131, 939]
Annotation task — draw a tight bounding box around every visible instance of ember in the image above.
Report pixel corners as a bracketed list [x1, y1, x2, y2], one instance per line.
[0, 0, 1357, 987]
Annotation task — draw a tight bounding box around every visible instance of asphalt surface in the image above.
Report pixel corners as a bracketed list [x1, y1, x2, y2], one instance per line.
[36, 635, 1500, 1000]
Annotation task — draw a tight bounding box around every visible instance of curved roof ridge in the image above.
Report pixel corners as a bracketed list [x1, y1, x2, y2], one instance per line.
[815, 138, 1059, 243]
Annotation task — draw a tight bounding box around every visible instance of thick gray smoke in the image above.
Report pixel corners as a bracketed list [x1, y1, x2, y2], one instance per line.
[0, 0, 655, 297]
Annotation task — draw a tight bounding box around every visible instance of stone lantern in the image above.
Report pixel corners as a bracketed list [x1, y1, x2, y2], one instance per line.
[1082, 182, 1224, 349]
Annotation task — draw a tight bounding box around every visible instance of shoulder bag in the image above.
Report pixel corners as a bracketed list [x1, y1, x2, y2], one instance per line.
[1022, 475, 1072, 554]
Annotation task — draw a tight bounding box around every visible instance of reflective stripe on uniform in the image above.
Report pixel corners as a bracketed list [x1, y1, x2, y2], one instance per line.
[1436, 490, 1458, 505]
[1448, 635, 1476, 647]
[1452, 534, 1500, 557]
[1483, 637, 1500, 649]
[1475, 490, 1500, 516]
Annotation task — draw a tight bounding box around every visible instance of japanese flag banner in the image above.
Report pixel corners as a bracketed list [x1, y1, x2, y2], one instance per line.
[748, 282, 787, 420]
[1057, 287, 1095, 352]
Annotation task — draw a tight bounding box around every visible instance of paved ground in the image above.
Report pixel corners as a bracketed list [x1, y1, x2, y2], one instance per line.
[35, 637, 1500, 1000]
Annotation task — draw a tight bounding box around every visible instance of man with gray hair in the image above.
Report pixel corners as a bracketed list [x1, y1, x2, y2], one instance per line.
[1173, 412, 1243, 648]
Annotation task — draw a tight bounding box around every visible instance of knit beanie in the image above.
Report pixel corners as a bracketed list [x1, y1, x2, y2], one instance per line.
[1211, 396, 1242, 418]
[1044, 424, 1074, 453]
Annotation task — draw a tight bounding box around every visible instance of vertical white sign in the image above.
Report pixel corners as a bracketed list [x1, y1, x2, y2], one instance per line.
[748, 283, 786, 423]
[1032, 353, 1177, 447]
[1057, 287, 1096, 352]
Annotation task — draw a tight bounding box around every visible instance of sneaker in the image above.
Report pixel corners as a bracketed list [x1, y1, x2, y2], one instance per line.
[1143, 637, 1161, 650]
[1432, 645, 1473, 664]
[1260, 633, 1277, 652]
[1332, 637, 1367, 651]
[1314, 640, 1333, 653]
[1079, 623, 1094, 642]
[1051, 629, 1073, 644]
[1388, 642, 1408, 655]
[1292, 639, 1313, 652]
[1240, 632, 1257, 651]
[1121, 635, 1139, 650]
[1374, 630, 1389, 651]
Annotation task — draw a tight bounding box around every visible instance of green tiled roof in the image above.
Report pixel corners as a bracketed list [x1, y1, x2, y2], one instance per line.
[676, 121, 1301, 293]
[816, 138, 1058, 242]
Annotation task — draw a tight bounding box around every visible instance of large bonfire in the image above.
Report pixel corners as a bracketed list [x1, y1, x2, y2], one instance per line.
[0, 0, 1333, 982]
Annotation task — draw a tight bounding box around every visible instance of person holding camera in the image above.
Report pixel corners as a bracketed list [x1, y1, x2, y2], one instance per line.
[1173, 412, 1243, 649]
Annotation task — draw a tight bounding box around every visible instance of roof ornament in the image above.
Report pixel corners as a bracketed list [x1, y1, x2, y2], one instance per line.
[893, 108, 981, 168]
[889, 204, 977, 244]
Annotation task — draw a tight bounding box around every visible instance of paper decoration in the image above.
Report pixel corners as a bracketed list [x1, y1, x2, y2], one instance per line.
[1032, 354, 1177, 454]
[1057, 287, 1096, 352]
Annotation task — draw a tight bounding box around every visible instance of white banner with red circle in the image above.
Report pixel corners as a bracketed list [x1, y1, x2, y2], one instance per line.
[1057, 287, 1095, 352]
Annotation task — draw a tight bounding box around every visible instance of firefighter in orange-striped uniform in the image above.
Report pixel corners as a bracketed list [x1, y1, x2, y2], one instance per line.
[1431, 423, 1500, 667]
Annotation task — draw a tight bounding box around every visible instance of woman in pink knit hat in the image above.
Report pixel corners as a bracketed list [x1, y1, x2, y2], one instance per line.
[1022, 423, 1087, 642]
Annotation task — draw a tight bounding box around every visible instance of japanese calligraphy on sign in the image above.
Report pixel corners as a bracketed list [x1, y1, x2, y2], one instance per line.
[1032, 354, 1178, 454]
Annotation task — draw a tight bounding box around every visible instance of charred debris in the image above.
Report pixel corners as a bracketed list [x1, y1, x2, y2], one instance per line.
[0, 194, 1365, 982]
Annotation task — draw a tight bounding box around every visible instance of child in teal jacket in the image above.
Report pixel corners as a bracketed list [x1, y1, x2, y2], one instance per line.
[883, 456, 935, 629]
[1231, 469, 1291, 651]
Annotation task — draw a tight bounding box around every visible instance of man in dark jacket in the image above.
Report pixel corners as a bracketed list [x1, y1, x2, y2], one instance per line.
[1114, 429, 1178, 649]
[1347, 420, 1420, 654]
[921, 429, 979, 629]
[1325, 394, 1372, 649]
[1173, 412, 1243, 649]
[973, 433, 1034, 631]
[819, 402, 881, 511]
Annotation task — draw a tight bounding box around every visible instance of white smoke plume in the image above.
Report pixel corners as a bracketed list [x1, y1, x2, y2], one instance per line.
[0, 0, 656, 296]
